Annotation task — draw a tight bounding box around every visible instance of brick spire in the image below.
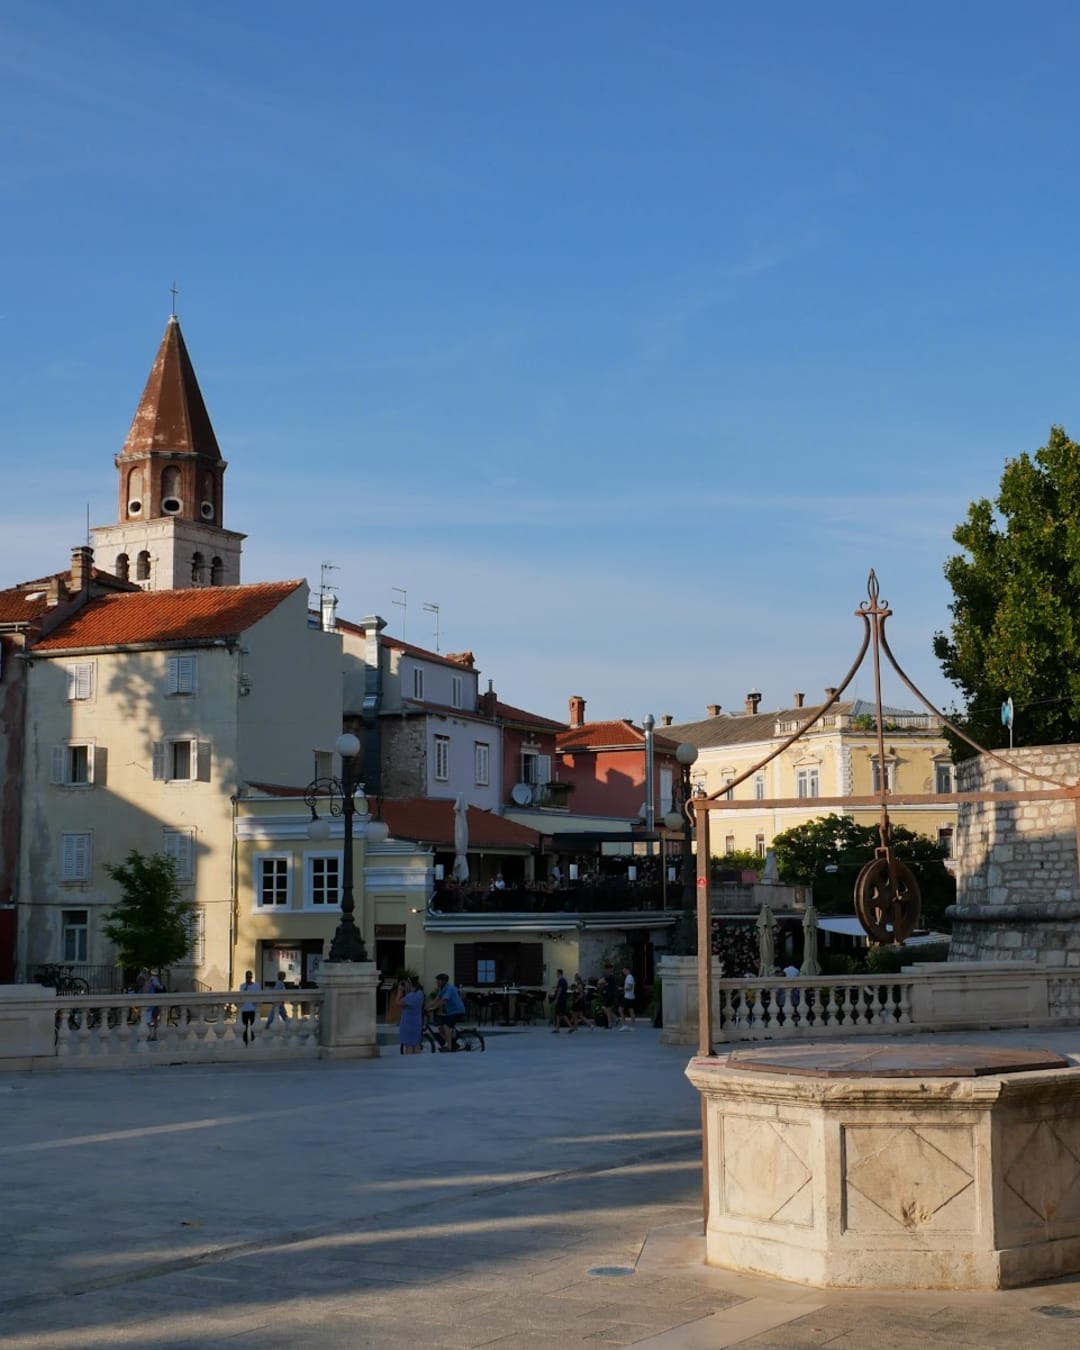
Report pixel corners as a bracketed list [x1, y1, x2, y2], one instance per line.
[121, 314, 222, 461]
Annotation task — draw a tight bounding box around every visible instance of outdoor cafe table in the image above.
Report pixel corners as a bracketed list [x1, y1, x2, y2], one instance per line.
[464, 986, 543, 1024]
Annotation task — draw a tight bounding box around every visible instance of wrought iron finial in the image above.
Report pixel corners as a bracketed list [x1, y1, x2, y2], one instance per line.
[858, 569, 890, 617]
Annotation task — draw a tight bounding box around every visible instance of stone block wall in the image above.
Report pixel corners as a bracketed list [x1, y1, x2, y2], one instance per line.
[950, 746, 1080, 965]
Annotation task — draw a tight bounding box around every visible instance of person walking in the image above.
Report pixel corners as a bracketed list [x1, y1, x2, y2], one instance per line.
[395, 977, 425, 1055]
[239, 970, 259, 1045]
[265, 971, 291, 1030]
[618, 966, 636, 1030]
[600, 964, 620, 1029]
[551, 969, 574, 1032]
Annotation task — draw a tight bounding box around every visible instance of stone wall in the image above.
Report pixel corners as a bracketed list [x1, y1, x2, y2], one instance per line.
[950, 746, 1080, 966]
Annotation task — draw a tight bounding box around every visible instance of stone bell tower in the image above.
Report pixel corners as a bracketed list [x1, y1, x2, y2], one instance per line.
[92, 314, 245, 590]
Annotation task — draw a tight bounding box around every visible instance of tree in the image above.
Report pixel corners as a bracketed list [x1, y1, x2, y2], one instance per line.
[933, 426, 1080, 755]
[770, 815, 955, 930]
[102, 850, 193, 976]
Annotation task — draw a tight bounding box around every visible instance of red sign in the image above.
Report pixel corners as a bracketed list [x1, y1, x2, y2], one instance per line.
[696, 876, 707, 888]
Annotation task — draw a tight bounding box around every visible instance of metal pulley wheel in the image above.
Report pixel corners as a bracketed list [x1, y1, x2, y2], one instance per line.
[853, 854, 921, 945]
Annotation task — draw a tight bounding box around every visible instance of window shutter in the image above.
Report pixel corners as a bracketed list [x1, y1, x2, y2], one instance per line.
[168, 656, 196, 695]
[453, 943, 477, 986]
[62, 834, 89, 882]
[151, 742, 165, 780]
[93, 746, 106, 786]
[67, 665, 93, 700]
[50, 746, 66, 785]
[85, 742, 96, 785]
[197, 742, 212, 782]
[537, 754, 552, 785]
[518, 943, 544, 986]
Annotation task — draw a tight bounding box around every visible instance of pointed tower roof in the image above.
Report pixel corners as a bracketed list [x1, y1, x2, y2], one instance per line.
[120, 315, 222, 461]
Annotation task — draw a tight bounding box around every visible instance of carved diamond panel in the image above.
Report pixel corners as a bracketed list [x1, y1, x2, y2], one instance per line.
[1002, 1119, 1080, 1234]
[844, 1126, 975, 1234]
[721, 1113, 813, 1226]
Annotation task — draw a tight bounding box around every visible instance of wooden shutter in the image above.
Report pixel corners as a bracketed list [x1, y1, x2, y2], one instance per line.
[61, 833, 90, 882]
[50, 746, 66, 784]
[151, 742, 165, 780]
[197, 742, 212, 782]
[537, 754, 552, 785]
[67, 663, 93, 700]
[168, 655, 196, 695]
[518, 942, 544, 986]
[453, 943, 477, 986]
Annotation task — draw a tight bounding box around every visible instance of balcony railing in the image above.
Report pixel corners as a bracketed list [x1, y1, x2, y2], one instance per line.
[431, 880, 670, 915]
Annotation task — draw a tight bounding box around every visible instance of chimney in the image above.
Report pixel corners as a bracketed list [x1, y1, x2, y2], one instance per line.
[793, 692, 805, 708]
[480, 678, 497, 719]
[70, 546, 94, 595]
[568, 695, 586, 728]
[706, 704, 722, 717]
[824, 687, 838, 701]
[745, 691, 762, 715]
[660, 714, 673, 726]
[320, 590, 338, 633]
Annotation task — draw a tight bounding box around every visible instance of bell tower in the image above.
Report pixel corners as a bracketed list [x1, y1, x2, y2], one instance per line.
[92, 314, 245, 590]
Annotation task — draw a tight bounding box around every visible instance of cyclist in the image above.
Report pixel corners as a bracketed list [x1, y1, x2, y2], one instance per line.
[426, 973, 465, 1051]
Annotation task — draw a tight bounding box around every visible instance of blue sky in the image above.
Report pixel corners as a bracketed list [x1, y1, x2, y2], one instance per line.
[3, 2, 1080, 726]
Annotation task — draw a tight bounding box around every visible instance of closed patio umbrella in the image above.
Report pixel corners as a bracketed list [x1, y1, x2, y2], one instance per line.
[801, 903, 821, 976]
[452, 794, 470, 884]
[756, 903, 776, 978]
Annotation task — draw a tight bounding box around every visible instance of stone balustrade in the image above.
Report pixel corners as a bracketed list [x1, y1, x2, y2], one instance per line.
[658, 954, 1080, 1046]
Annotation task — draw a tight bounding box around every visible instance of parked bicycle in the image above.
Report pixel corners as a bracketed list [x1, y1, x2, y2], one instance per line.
[421, 1015, 485, 1054]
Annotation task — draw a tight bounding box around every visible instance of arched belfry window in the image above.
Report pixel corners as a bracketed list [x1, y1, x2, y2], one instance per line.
[116, 553, 129, 582]
[161, 466, 182, 514]
[192, 552, 205, 585]
[136, 551, 151, 581]
[126, 468, 143, 517]
[211, 556, 224, 586]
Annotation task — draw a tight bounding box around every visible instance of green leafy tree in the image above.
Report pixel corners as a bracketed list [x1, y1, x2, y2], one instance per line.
[102, 850, 193, 976]
[933, 426, 1080, 755]
[771, 815, 955, 929]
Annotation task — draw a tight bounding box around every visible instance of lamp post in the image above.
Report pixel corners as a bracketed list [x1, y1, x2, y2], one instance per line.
[304, 732, 389, 963]
[662, 742, 700, 910]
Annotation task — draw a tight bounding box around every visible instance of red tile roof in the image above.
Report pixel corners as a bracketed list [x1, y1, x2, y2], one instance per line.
[121, 316, 222, 461]
[557, 720, 678, 752]
[0, 587, 59, 624]
[495, 700, 566, 732]
[32, 581, 305, 651]
[247, 790, 543, 849]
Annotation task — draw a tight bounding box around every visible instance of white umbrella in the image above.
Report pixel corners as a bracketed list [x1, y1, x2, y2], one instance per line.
[756, 903, 776, 978]
[452, 794, 470, 884]
[801, 904, 821, 976]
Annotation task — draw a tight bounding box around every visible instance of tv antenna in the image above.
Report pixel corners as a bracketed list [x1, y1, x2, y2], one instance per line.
[392, 587, 407, 641]
[423, 601, 441, 653]
[319, 562, 339, 632]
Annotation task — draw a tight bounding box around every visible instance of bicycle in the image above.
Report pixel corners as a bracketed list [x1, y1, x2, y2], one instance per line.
[421, 1016, 485, 1053]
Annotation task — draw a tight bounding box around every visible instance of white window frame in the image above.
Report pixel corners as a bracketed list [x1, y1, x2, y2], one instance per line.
[163, 828, 195, 882]
[305, 851, 342, 908]
[434, 734, 450, 782]
[412, 666, 425, 700]
[796, 766, 820, 799]
[255, 854, 291, 910]
[152, 738, 207, 783]
[724, 834, 736, 855]
[754, 833, 766, 859]
[754, 773, 766, 801]
[61, 832, 92, 882]
[474, 741, 490, 786]
[451, 674, 463, 709]
[62, 908, 89, 962]
[66, 662, 94, 701]
[51, 741, 95, 787]
[659, 767, 673, 814]
[167, 655, 198, 696]
[871, 758, 896, 793]
[935, 762, 953, 794]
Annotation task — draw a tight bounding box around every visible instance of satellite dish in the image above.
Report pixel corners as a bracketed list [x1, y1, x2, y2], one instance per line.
[511, 783, 534, 806]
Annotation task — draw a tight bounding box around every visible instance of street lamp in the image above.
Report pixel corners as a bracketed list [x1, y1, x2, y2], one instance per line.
[662, 743, 700, 909]
[304, 732, 389, 963]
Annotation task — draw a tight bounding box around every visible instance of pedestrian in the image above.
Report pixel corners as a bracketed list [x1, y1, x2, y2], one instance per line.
[239, 969, 259, 1045]
[618, 966, 636, 1030]
[551, 969, 574, 1032]
[266, 971, 291, 1029]
[137, 968, 163, 1040]
[570, 973, 589, 1029]
[600, 965, 619, 1029]
[395, 977, 425, 1055]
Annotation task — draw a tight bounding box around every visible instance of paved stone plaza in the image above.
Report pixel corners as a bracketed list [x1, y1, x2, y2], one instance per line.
[3, 1025, 1080, 1348]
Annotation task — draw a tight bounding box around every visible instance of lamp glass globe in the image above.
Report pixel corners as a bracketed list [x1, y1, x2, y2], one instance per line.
[675, 742, 699, 767]
[336, 732, 361, 759]
[308, 816, 332, 842]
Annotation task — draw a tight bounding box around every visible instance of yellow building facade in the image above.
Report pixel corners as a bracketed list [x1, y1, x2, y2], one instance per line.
[667, 696, 957, 857]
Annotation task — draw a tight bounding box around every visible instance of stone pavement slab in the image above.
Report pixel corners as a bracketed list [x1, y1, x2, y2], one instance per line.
[3, 1024, 1080, 1346]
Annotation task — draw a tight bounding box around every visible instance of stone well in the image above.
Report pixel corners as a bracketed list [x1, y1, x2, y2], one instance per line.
[686, 1043, 1080, 1290]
